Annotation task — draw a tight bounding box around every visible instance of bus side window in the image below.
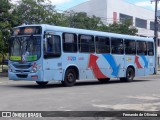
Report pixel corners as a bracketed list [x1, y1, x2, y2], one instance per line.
[136, 41, 147, 55]
[111, 38, 124, 54]
[96, 36, 110, 53]
[63, 33, 77, 52]
[148, 42, 154, 56]
[78, 35, 95, 53]
[44, 35, 61, 58]
[124, 40, 136, 55]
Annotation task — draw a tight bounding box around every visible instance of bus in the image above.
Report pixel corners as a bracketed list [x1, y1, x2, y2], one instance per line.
[8, 24, 155, 86]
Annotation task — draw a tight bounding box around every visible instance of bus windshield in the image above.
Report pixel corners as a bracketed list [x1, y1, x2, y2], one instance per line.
[9, 36, 41, 62]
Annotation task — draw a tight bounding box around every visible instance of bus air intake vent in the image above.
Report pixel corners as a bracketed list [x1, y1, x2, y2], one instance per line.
[16, 74, 28, 78]
[13, 64, 32, 69]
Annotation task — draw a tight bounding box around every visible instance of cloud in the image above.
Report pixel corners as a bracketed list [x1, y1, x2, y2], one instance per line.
[134, 1, 160, 10]
[49, 0, 72, 5]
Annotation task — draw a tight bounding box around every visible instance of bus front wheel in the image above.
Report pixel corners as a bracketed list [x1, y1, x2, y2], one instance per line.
[36, 81, 48, 86]
[62, 69, 76, 87]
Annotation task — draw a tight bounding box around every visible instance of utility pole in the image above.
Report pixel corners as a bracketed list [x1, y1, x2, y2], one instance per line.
[152, 0, 159, 74]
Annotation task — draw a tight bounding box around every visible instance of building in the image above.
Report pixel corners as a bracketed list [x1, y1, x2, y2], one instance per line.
[68, 0, 160, 58]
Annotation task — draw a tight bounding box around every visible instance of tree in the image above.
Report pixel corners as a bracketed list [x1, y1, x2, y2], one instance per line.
[0, 0, 12, 60]
[66, 11, 104, 30]
[12, 0, 63, 25]
[102, 20, 138, 35]
[64, 11, 138, 35]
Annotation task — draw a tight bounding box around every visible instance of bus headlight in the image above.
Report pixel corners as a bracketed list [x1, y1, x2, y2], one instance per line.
[31, 67, 37, 73]
[31, 66, 38, 73]
[8, 65, 14, 72]
[30, 63, 41, 73]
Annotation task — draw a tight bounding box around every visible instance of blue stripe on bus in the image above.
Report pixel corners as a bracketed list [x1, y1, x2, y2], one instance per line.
[102, 54, 120, 77]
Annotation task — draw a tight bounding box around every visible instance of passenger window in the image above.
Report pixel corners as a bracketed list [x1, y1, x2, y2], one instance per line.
[148, 42, 154, 56]
[136, 41, 147, 55]
[63, 33, 77, 52]
[124, 40, 136, 55]
[96, 36, 110, 53]
[78, 35, 95, 53]
[111, 38, 124, 54]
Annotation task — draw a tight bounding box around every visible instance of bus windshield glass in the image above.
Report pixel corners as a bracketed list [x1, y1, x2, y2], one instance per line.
[9, 36, 41, 62]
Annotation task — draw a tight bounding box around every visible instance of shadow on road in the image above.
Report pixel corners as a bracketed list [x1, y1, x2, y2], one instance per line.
[7, 79, 150, 89]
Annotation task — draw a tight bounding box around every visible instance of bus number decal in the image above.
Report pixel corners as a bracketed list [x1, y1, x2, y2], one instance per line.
[67, 56, 76, 61]
[78, 57, 84, 60]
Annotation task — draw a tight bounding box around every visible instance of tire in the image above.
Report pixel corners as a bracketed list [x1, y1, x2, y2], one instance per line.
[62, 69, 76, 87]
[36, 81, 48, 86]
[120, 67, 134, 82]
[98, 78, 110, 83]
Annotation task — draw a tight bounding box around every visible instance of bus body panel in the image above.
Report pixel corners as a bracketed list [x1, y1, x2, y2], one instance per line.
[62, 53, 95, 80]
[111, 54, 125, 78]
[43, 58, 63, 81]
[146, 55, 155, 75]
[124, 55, 136, 76]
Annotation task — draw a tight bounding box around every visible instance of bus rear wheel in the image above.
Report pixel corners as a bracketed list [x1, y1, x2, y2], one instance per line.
[120, 67, 134, 82]
[36, 81, 48, 86]
[98, 78, 110, 83]
[62, 69, 76, 87]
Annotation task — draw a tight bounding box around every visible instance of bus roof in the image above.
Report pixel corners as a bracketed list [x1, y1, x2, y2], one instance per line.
[15, 24, 154, 41]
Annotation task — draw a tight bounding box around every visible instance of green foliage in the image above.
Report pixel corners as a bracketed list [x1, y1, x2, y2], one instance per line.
[65, 11, 137, 35]
[105, 20, 138, 35]
[0, 0, 12, 57]
[66, 12, 103, 30]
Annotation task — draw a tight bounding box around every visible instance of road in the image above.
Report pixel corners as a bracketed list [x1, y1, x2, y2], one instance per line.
[0, 75, 160, 120]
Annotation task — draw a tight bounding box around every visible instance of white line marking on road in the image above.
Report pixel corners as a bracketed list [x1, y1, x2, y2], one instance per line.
[128, 96, 159, 100]
[93, 102, 160, 111]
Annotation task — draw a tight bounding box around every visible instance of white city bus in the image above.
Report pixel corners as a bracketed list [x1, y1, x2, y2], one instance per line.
[8, 24, 155, 86]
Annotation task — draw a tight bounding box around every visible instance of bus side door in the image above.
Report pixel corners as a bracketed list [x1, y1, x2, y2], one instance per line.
[110, 38, 125, 78]
[43, 32, 62, 81]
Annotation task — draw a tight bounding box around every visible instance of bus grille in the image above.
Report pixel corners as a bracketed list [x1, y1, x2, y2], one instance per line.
[15, 70, 30, 73]
[16, 74, 28, 78]
[13, 64, 31, 69]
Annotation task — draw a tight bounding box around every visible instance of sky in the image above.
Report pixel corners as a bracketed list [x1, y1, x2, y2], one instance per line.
[11, 0, 159, 11]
